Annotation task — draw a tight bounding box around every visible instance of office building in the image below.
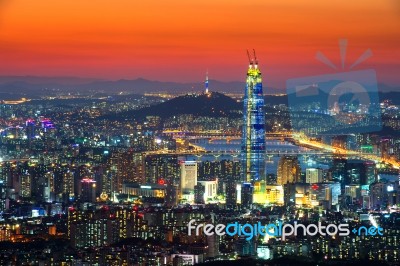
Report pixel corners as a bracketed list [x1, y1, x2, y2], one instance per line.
[144, 154, 179, 185]
[80, 178, 96, 203]
[306, 168, 323, 184]
[180, 161, 197, 194]
[241, 51, 266, 183]
[277, 156, 301, 185]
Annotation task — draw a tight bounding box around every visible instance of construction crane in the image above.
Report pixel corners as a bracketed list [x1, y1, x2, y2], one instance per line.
[247, 49, 253, 66]
[253, 49, 258, 66]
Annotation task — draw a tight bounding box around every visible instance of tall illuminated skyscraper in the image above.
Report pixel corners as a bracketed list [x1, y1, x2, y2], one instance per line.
[241, 51, 266, 183]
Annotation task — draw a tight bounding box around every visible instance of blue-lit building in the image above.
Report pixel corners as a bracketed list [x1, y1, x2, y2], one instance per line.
[25, 119, 36, 139]
[241, 52, 266, 183]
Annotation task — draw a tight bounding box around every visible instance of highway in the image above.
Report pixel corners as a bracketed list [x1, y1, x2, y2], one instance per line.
[164, 130, 400, 169]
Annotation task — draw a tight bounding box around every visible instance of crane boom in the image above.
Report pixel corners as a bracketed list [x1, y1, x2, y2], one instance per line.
[253, 49, 258, 65]
[247, 49, 253, 65]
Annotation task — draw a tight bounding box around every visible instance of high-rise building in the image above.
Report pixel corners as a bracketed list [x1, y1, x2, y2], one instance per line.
[225, 178, 237, 208]
[0, 181, 8, 212]
[20, 172, 31, 198]
[344, 185, 361, 205]
[283, 183, 310, 206]
[194, 183, 205, 204]
[63, 170, 75, 199]
[108, 151, 144, 193]
[25, 119, 36, 140]
[0, 163, 11, 184]
[144, 154, 179, 185]
[198, 180, 218, 203]
[180, 161, 197, 194]
[165, 184, 179, 207]
[380, 138, 391, 160]
[277, 156, 301, 185]
[235, 236, 256, 256]
[198, 160, 241, 182]
[346, 160, 377, 186]
[265, 185, 284, 205]
[43, 171, 55, 202]
[309, 182, 341, 208]
[266, 173, 277, 185]
[253, 180, 267, 204]
[370, 181, 399, 209]
[306, 168, 323, 184]
[241, 183, 254, 207]
[93, 166, 109, 199]
[241, 51, 266, 183]
[80, 178, 96, 203]
[68, 206, 134, 248]
[332, 158, 347, 183]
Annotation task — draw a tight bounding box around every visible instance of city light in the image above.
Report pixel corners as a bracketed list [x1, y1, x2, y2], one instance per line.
[0, 1, 398, 264]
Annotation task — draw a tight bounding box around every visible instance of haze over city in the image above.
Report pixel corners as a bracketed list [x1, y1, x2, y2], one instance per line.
[0, 1, 400, 266]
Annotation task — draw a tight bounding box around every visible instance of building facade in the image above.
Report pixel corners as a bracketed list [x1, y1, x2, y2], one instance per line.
[241, 53, 266, 183]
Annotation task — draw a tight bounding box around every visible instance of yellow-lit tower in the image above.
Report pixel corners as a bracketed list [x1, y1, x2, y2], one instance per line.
[241, 50, 266, 183]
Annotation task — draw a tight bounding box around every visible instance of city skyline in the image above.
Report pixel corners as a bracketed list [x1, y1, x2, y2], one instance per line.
[0, 1, 399, 265]
[0, 1, 399, 88]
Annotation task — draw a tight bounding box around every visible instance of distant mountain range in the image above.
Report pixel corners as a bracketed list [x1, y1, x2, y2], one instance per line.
[0, 76, 250, 99]
[0, 75, 398, 100]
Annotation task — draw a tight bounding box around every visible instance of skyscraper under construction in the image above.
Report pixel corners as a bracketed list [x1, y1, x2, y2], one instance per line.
[241, 50, 266, 183]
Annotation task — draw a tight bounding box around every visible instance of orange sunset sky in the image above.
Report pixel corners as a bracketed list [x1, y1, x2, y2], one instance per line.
[0, 0, 399, 88]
